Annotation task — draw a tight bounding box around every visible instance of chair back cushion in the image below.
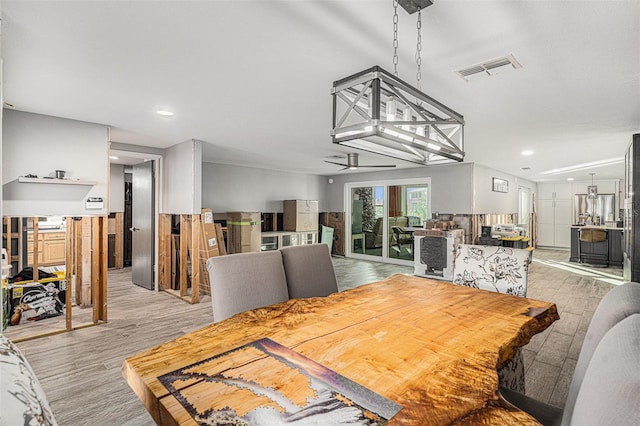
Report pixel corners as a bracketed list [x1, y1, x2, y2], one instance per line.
[280, 244, 338, 299]
[206, 251, 289, 322]
[562, 282, 640, 425]
[569, 314, 640, 426]
[453, 244, 529, 297]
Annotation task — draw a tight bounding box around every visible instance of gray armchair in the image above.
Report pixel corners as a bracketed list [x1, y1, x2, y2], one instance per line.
[501, 313, 640, 425]
[500, 282, 640, 425]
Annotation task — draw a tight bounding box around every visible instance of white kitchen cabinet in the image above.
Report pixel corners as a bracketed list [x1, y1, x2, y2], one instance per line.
[538, 183, 572, 199]
[554, 199, 572, 247]
[537, 185, 572, 248]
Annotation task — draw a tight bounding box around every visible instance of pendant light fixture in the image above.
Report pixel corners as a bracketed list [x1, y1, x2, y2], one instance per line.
[588, 173, 598, 199]
[330, 0, 464, 165]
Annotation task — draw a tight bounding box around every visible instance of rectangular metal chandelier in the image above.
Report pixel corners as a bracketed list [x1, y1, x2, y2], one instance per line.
[331, 66, 465, 165]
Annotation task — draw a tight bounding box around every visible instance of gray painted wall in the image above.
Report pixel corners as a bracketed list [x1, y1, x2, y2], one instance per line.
[2, 110, 109, 216]
[162, 139, 202, 214]
[472, 164, 537, 214]
[109, 164, 125, 213]
[326, 162, 474, 214]
[326, 162, 538, 215]
[201, 162, 327, 212]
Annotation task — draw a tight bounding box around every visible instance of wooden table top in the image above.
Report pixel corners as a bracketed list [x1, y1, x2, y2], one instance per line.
[122, 274, 559, 425]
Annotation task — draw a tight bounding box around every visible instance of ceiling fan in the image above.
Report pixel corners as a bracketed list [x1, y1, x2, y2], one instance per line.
[324, 153, 396, 171]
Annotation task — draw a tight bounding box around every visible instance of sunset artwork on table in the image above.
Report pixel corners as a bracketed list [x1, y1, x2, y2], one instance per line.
[158, 338, 402, 425]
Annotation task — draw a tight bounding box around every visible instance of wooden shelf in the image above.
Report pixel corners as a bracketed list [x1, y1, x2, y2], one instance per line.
[18, 177, 97, 186]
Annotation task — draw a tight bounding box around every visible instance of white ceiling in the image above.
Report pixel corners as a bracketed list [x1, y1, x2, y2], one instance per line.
[2, 1, 639, 182]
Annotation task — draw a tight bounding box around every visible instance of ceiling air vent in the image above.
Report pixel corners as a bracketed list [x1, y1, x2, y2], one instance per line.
[455, 54, 522, 82]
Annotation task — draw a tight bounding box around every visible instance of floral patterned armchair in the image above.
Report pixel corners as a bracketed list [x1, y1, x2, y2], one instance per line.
[452, 244, 530, 393]
[453, 244, 528, 297]
[1, 335, 57, 425]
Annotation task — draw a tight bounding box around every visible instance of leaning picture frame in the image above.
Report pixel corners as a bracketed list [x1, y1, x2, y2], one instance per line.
[492, 177, 509, 193]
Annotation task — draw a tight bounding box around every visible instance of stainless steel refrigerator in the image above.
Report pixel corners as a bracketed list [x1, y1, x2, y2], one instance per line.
[574, 194, 616, 225]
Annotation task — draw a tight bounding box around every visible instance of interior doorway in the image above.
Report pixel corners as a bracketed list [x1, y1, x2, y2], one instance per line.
[109, 149, 162, 291]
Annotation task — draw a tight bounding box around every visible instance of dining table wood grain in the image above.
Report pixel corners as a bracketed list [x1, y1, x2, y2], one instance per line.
[122, 274, 559, 425]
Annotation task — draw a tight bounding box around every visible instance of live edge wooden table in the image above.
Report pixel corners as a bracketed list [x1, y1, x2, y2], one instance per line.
[122, 274, 559, 425]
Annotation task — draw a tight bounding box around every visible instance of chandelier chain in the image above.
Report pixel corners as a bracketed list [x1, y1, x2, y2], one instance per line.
[392, 0, 399, 76]
[416, 9, 423, 93]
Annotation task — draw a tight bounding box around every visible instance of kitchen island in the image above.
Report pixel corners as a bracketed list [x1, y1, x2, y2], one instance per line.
[569, 226, 623, 267]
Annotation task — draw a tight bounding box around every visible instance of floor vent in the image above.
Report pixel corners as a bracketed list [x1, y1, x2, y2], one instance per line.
[455, 54, 522, 81]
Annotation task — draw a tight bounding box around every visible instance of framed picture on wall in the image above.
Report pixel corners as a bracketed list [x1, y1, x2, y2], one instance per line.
[492, 177, 509, 193]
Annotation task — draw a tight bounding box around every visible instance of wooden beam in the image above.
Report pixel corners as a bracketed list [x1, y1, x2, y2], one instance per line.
[191, 214, 200, 304]
[65, 217, 73, 331]
[4, 217, 11, 273]
[99, 216, 108, 320]
[90, 216, 108, 322]
[179, 215, 190, 298]
[158, 214, 172, 290]
[81, 217, 93, 307]
[32, 217, 39, 282]
[73, 218, 82, 306]
[92, 217, 100, 323]
[215, 223, 227, 256]
[115, 212, 124, 269]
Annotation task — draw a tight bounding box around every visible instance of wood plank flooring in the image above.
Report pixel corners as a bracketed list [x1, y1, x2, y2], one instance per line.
[11, 249, 624, 425]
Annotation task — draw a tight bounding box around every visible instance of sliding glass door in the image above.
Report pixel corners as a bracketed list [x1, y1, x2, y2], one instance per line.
[350, 186, 383, 260]
[346, 178, 430, 265]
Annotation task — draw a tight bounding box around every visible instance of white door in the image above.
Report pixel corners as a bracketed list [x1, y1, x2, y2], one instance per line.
[131, 161, 155, 289]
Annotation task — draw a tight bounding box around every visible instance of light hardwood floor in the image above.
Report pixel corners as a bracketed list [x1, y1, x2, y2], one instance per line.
[12, 249, 624, 425]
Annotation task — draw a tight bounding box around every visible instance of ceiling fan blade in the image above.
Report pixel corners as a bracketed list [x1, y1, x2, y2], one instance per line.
[324, 160, 348, 167]
[360, 164, 397, 168]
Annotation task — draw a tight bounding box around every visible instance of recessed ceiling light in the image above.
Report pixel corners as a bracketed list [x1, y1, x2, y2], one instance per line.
[567, 178, 575, 181]
[521, 167, 531, 171]
[156, 109, 174, 117]
[109, 156, 119, 160]
[521, 150, 534, 156]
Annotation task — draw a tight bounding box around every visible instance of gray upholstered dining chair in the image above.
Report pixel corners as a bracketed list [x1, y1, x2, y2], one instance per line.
[279, 243, 338, 299]
[452, 244, 530, 392]
[206, 251, 289, 323]
[500, 282, 640, 425]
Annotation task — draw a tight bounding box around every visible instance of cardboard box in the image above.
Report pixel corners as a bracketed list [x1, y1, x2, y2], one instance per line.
[284, 200, 319, 232]
[226, 212, 261, 254]
[200, 208, 220, 259]
[8, 273, 67, 325]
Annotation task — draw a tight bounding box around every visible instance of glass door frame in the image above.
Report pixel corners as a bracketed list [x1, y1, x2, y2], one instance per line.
[344, 177, 431, 266]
